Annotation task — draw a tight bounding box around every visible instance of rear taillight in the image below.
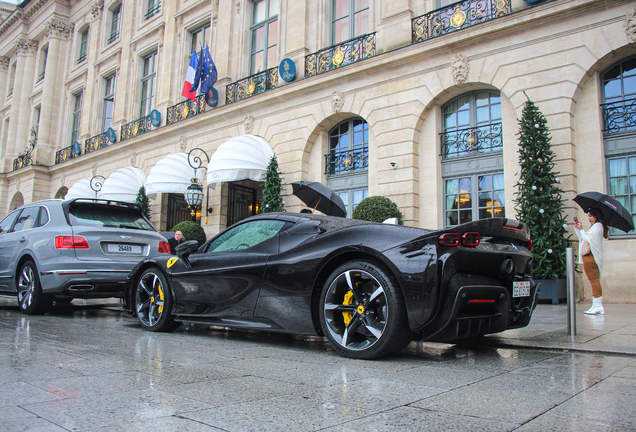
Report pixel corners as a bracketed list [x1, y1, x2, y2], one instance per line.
[461, 232, 481, 247]
[439, 233, 460, 246]
[158, 241, 170, 254]
[55, 235, 89, 249]
[527, 239, 532, 252]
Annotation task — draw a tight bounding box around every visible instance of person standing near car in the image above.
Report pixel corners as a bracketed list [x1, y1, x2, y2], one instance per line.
[574, 208, 608, 315]
[168, 231, 184, 255]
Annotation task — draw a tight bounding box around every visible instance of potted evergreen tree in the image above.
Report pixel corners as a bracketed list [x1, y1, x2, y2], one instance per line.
[259, 155, 285, 213]
[134, 185, 151, 220]
[514, 96, 571, 304]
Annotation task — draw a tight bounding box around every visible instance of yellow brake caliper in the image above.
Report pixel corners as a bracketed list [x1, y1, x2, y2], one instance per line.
[342, 290, 354, 326]
[157, 283, 164, 314]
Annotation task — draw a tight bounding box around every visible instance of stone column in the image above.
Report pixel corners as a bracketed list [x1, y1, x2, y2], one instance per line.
[35, 19, 73, 166]
[0, 57, 9, 161]
[85, 0, 104, 137]
[3, 39, 37, 172]
[284, 0, 308, 78]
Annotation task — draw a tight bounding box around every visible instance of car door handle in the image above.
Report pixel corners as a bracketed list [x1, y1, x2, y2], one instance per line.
[19, 237, 26, 242]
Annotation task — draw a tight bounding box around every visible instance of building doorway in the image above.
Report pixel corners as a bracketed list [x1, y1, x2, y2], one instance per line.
[227, 183, 257, 227]
[167, 193, 195, 230]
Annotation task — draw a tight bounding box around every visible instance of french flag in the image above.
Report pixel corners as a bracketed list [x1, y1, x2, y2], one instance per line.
[182, 50, 199, 102]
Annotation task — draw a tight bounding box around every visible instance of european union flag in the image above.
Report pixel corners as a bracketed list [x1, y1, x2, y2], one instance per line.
[189, 48, 205, 93]
[200, 46, 218, 94]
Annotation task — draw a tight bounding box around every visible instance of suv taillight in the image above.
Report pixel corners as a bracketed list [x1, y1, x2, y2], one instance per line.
[158, 241, 170, 254]
[55, 235, 89, 249]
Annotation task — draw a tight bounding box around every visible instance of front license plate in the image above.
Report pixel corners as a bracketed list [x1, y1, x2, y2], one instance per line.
[513, 281, 531, 297]
[107, 244, 142, 254]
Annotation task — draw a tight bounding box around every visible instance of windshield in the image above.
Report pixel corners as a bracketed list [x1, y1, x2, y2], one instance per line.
[68, 203, 155, 231]
[206, 219, 286, 252]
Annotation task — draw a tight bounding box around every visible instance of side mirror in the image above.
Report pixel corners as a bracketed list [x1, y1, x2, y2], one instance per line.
[175, 240, 199, 268]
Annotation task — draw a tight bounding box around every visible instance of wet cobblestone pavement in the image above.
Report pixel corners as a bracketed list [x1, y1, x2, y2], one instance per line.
[1, 297, 635, 431]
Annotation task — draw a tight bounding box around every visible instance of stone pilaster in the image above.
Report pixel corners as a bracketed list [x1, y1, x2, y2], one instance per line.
[376, 0, 413, 53]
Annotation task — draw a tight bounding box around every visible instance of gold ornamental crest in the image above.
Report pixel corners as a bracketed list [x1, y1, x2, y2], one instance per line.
[133, 123, 138, 136]
[183, 103, 190, 118]
[450, 5, 467, 29]
[332, 46, 345, 67]
[247, 77, 256, 96]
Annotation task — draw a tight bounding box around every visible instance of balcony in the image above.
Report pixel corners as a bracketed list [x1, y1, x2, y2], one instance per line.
[305, 33, 376, 78]
[226, 67, 278, 105]
[412, 0, 511, 43]
[602, 98, 636, 134]
[107, 31, 119, 44]
[13, 154, 32, 170]
[145, 1, 161, 20]
[85, 132, 109, 155]
[55, 145, 77, 164]
[325, 147, 369, 176]
[167, 95, 211, 125]
[121, 116, 152, 141]
[441, 123, 503, 158]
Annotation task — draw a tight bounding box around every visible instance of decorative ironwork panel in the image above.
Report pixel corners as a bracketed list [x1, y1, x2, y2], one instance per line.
[84, 132, 109, 154]
[145, 1, 161, 19]
[412, 0, 511, 43]
[12, 128, 37, 170]
[441, 123, 503, 158]
[325, 148, 369, 176]
[55, 145, 77, 164]
[305, 33, 376, 78]
[167, 95, 209, 125]
[120, 116, 152, 141]
[603, 98, 636, 134]
[226, 68, 278, 104]
[227, 184, 257, 227]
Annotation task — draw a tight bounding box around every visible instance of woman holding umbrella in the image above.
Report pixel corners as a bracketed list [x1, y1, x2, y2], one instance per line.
[574, 208, 609, 315]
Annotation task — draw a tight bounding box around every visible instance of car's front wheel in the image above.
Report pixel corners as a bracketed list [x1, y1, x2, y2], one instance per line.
[134, 268, 180, 332]
[17, 260, 52, 315]
[319, 260, 412, 359]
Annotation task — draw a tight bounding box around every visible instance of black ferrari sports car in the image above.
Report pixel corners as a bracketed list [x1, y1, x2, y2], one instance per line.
[123, 213, 538, 359]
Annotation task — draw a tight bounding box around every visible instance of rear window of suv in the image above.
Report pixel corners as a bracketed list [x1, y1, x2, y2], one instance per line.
[68, 203, 155, 231]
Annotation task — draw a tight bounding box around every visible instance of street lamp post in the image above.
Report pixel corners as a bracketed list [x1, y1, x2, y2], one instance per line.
[186, 148, 211, 223]
[90, 175, 106, 197]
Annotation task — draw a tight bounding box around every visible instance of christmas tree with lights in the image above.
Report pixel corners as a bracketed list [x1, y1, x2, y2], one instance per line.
[259, 155, 285, 213]
[514, 96, 570, 279]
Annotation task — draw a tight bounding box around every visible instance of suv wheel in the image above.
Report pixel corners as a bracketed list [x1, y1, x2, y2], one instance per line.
[17, 261, 53, 315]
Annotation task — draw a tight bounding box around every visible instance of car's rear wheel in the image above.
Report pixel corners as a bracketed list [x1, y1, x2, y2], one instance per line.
[319, 260, 412, 359]
[134, 268, 180, 332]
[17, 261, 52, 315]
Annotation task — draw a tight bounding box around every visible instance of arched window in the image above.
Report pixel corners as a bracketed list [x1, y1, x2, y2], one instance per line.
[602, 57, 636, 236]
[327, 118, 369, 217]
[441, 91, 504, 227]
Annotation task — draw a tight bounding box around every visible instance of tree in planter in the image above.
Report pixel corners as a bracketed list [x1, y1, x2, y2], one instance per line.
[135, 185, 151, 220]
[259, 155, 285, 214]
[352, 196, 404, 225]
[514, 96, 570, 280]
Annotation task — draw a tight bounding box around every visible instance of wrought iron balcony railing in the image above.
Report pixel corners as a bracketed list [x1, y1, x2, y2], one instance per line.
[226, 67, 278, 104]
[412, 0, 511, 43]
[602, 98, 636, 134]
[441, 123, 502, 158]
[167, 95, 211, 125]
[36, 71, 45, 83]
[13, 155, 32, 170]
[121, 116, 152, 141]
[55, 145, 77, 164]
[325, 147, 369, 176]
[77, 52, 87, 64]
[12, 128, 37, 170]
[85, 132, 109, 155]
[107, 31, 119, 44]
[305, 33, 376, 78]
[145, 2, 161, 19]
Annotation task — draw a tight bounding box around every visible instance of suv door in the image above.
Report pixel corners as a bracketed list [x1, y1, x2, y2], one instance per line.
[0, 210, 21, 291]
[0, 207, 41, 292]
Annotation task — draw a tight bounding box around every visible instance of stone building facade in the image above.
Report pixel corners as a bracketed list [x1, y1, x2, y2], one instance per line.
[0, 0, 635, 302]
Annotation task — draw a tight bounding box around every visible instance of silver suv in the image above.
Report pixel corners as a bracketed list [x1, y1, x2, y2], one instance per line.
[0, 199, 170, 314]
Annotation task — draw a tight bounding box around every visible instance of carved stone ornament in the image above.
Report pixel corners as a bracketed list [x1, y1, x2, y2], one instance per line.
[0, 57, 9, 72]
[179, 135, 187, 152]
[212, 0, 219, 25]
[451, 53, 470, 85]
[60, 174, 66, 186]
[15, 180, 20, 192]
[158, 25, 165, 48]
[47, 19, 73, 39]
[244, 115, 255, 135]
[627, 7, 636, 43]
[91, 0, 104, 20]
[15, 39, 38, 56]
[130, 151, 137, 166]
[331, 91, 344, 114]
[236, 0, 241, 14]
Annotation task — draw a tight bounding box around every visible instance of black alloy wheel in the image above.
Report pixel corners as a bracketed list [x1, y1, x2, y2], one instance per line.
[319, 260, 412, 359]
[17, 260, 52, 315]
[135, 268, 180, 332]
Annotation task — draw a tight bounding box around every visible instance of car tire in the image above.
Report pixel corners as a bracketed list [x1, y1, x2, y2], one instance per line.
[17, 260, 53, 315]
[319, 260, 412, 360]
[134, 267, 181, 332]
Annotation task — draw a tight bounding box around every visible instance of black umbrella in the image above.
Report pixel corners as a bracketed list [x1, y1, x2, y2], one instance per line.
[573, 191, 634, 233]
[291, 181, 346, 217]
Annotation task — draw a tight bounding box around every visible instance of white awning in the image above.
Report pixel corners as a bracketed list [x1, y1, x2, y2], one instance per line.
[99, 167, 147, 203]
[64, 178, 97, 200]
[146, 153, 202, 199]
[207, 135, 274, 186]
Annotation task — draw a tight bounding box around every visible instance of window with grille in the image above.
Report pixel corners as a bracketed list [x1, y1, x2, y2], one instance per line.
[140, 52, 157, 117]
[109, 6, 121, 43]
[332, 0, 369, 45]
[103, 75, 115, 132]
[78, 28, 89, 63]
[71, 92, 83, 145]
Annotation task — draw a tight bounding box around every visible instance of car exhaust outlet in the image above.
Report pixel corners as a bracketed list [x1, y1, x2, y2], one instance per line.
[68, 284, 95, 291]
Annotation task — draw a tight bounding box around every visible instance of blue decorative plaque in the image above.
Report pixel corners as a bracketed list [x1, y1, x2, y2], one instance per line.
[205, 87, 218, 107]
[279, 58, 296, 82]
[107, 127, 117, 143]
[150, 109, 161, 127]
[72, 141, 81, 156]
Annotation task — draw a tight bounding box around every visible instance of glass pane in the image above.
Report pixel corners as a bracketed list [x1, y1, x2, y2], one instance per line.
[479, 208, 492, 219]
[475, 93, 489, 107]
[479, 192, 492, 207]
[353, 189, 364, 205]
[444, 113, 456, 128]
[354, 9, 369, 37]
[632, 196, 636, 213]
[459, 177, 472, 194]
[624, 58, 636, 76]
[269, 0, 279, 16]
[457, 110, 469, 126]
[459, 193, 471, 209]
[334, 18, 349, 44]
[476, 106, 489, 123]
[207, 220, 286, 252]
[615, 195, 628, 209]
[460, 210, 472, 224]
[630, 176, 636, 194]
[457, 96, 470, 111]
[604, 79, 621, 99]
[490, 103, 501, 120]
[251, 52, 264, 75]
[268, 20, 278, 47]
[493, 173, 504, 189]
[446, 196, 457, 209]
[252, 26, 265, 51]
[267, 46, 277, 70]
[446, 179, 458, 195]
[478, 175, 492, 191]
[355, 0, 369, 11]
[630, 157, 636, 174]
[253, 0, 266, 23]
[446, 211, 458, 226]
[609, 158, 627, 176]
[624, 75, 636, 96]
[605, 65, 621, 81]
[494, 190, 505, 206]
[610, 177, 628, 195]
[334, 0, 348, 19]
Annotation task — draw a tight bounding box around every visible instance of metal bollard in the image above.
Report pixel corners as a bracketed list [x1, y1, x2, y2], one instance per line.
[566, 247, 576, 336]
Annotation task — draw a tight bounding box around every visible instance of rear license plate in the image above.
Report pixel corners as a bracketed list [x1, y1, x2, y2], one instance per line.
[513, 281, 531, 297]
[107, 244, 142, 254]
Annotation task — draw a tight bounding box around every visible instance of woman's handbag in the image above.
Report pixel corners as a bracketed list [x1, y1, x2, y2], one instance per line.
[581, 240, 591, 256]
